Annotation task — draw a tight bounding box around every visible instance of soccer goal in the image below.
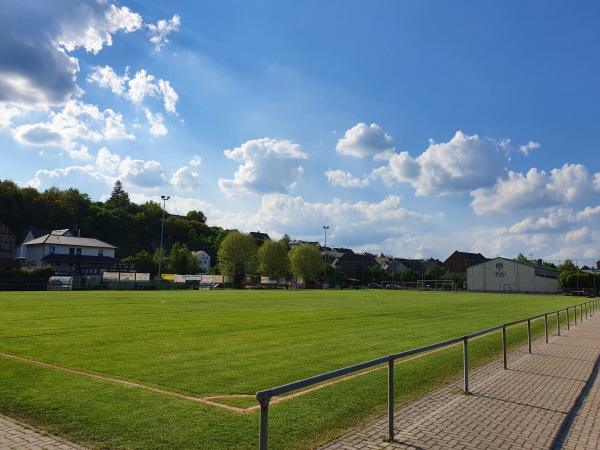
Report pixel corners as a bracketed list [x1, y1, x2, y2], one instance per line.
[416, 280, 457, 292]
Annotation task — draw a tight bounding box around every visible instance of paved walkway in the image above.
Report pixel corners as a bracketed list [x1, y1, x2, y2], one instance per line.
[0, 414, 86, 450]
[319, 311, 600, 449]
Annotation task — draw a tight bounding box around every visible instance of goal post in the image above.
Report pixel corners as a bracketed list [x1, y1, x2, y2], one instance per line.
[416, 280, 457, 292]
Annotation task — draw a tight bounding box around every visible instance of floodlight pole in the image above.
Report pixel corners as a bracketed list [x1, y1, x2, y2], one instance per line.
[157, 195, 170, 282]
[323, 225, 329, 288]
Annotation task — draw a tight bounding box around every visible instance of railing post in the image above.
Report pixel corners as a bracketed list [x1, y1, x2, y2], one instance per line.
[388, 359, 395, 442]
[585, 302, 588, 319]
[567, 308, 570, 330]
[502, 325, 507, 369]
[574, 305, 576, 326]
[544, 314, 548, 343]
[556, 311, 560, 336]
[463, 336, 469, 394]
[257, 391, 272, 450]
[527, 318, 532, 353]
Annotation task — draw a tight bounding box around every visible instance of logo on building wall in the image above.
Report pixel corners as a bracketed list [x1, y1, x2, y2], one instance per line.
[494, 261, 505, 277]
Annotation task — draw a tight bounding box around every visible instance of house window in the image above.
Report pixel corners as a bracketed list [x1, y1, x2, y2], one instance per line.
[48, 246, 55, 254]
[69, 248, 75, 255]
[98, 249, 104, 256]
[76, 248, 82, 255]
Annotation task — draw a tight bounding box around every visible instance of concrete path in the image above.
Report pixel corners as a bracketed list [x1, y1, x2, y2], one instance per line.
[319, 312, 600, 449]
[0, 414, 86, 450]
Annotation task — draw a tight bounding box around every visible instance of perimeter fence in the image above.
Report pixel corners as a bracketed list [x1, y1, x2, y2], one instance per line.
[255, 299, 599, 449]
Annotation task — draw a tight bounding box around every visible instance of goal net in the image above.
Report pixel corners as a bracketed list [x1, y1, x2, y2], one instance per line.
[416, 280, 457, 292]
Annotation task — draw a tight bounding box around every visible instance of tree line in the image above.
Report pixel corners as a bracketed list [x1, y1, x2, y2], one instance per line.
[1, 179, 597, 291]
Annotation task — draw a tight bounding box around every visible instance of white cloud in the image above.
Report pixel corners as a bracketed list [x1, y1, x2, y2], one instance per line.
[88, 66, 179, 114]
[119, 157, 166, 189]
[26, 164, 109, 189]
[144, 108, 168, 136]
[96, 147, 165, 189]
[209, 193, 429, 238]
[336, 123, 395, 160]
[128, 69, 159, 104]
[57, 3, 142, 54]
[0, 2, 143, 107]
[86, 65, 128, 95]
[96, 147, 122, 173]
[10, 100, 133, 155]
[471, 164, 595, 215]
[147, 15, 181, 51]
[218, 138, 308, 196]
[170, 167, 200, 191]
[158, 79, 179, 114]
[325, 169, 369, 188]
[104, 110, 135, 140]
[564, 227, 591, 244]
[372, 131, 509, 196]
[519, 141, 540, 155]
[0, 104, 21, 131]
[189, 155, 202, 167]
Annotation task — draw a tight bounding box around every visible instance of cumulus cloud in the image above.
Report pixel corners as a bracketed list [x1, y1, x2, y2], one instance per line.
[336, 123, 395, 160]
[88, 66, 179, 114]
[96, 147, 122, 173]
[325, 169, 369, 188]
[170, 167, 200, 191]
[118, 157, 166, 188]
[471, 164, 596, 215]
[0, 1, 141, 107]
[189, 155, 202, 167]
[371, 131, 509, 196]
[519, 141, 540, 155]
[218, 138, 308, 196]
[11, 100, 133, 156]
[144, 108, 167, 136]
[147, 15, 181, 51]
[0, 105, 21, 131]
[95, 147, 165, 189]
[57, 2, 142, 54]
[26, 164, 109, 189]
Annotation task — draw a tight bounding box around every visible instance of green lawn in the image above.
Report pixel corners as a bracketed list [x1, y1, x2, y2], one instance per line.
[0, 290, 583, 449]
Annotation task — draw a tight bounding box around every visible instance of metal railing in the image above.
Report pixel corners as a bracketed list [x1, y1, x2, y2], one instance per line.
[255, 299, 599, 449]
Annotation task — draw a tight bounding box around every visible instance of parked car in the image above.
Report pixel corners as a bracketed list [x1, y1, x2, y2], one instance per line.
[367, 283, 382, 289]
[385, 283, 401, 290]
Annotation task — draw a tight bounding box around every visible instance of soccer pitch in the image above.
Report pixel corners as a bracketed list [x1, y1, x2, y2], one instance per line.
[0, 290, 578, 449]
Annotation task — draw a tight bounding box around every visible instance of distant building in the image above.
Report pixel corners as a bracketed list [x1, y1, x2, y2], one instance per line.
[21, 230, 117, 275]
[193, 250, 211, 272]
[467, 257, 560, 294]
[445, 250, 488, 276]
[249, 231, 271, 241]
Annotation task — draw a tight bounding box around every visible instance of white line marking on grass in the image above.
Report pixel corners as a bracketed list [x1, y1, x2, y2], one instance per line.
[0, 325, 534, 414]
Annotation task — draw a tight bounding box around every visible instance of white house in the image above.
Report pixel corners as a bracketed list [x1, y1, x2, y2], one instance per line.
[21, 230, 117, 275]
[467, 257, 560, 294]
[193, 250, 211, 272]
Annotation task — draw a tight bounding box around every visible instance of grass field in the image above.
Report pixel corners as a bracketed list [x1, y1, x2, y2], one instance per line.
[0, 290, 582, 449]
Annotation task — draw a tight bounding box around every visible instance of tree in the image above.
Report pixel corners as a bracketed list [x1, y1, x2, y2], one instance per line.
[186, 210, 207, 223]
[558, 259, 578, 272]
[424, 265, 445, 280]
[217, 232, 258, 288]
[166, 242, 199, 275]
[289, 244, 323, 282]
[106, 180, 130, 209]
[279, 233, 291, 247]
[258, 240, 290, 280]
[121, 250, 156, 275]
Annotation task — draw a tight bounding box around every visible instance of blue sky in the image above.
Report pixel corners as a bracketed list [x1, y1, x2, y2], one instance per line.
[1, 0, 600, 263]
